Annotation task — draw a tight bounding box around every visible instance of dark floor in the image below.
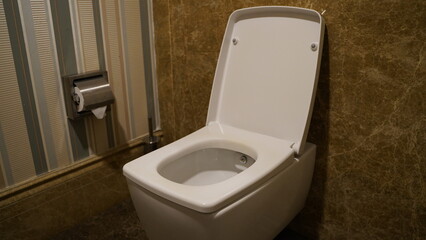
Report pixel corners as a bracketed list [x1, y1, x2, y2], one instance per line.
[51, 199, 148, 240]
[51, 199, 307, 240]
[274, 228, 308, 240]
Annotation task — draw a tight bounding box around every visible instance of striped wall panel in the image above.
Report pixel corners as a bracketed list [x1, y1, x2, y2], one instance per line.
[100, 0, 132, 145]
[19, 0, 73, 169]
[121, 0, 149, 138]
[50, 0, 90, 161]
[0, 0, 153, 189]
[92, 0, 116, 150]
[70, 0, 110, 154]
[0, 0, 36, 185]
[3, 0, 48, 176]
[75, 0, 98, 72]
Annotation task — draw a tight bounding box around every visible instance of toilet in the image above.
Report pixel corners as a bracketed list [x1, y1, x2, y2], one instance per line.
[123, 6, 324, 240]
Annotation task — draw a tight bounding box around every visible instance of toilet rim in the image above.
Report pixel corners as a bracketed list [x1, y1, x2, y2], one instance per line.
[156, 138, 259, 171]
[123, 123, 295, 213]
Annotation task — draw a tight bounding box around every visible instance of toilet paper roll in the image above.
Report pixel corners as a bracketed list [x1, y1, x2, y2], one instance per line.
[74, 87, 85, 112]
[74, 86, 108, 119]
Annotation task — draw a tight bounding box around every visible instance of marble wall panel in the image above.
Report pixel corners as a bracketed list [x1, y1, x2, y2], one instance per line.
[152, 0, 425, 239]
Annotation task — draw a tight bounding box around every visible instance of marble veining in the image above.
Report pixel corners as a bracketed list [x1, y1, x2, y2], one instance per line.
[153, 0, 426, 239]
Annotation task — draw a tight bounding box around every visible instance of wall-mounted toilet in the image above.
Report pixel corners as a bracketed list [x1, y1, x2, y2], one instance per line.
[123, 6, 324, 240]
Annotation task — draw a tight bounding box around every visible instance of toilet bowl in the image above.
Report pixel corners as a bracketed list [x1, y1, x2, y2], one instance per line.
[123, 6, 324, 240]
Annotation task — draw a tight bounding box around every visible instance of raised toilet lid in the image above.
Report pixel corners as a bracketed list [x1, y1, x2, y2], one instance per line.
[207, 6, 325, 155]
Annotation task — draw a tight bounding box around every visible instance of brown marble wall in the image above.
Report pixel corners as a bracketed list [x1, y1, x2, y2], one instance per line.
[153, 0, 425, 239]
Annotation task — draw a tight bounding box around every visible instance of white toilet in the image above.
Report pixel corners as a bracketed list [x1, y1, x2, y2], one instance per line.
[123, 6, 324, 240]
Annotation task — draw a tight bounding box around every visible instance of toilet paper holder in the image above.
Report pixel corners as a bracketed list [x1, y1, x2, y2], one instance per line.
[62, 71, 114, 120]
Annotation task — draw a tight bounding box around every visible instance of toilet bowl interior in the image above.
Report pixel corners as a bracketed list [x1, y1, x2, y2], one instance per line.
[158, 148, 256, 186]
[124, 123, 295, 212]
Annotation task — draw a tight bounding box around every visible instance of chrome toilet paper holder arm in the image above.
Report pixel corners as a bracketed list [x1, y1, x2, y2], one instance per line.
[62, 71, 114, 120]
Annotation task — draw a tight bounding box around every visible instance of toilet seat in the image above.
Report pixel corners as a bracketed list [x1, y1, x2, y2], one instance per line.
[124, 7, 324, 239]
[123, 122, 295, 213]
[124, 5, 324, 214]
[207, 6, 324, 155]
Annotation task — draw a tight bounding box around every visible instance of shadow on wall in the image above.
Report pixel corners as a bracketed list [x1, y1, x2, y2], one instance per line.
[71, 110, 128, 156]
[289, 27, 330, 239]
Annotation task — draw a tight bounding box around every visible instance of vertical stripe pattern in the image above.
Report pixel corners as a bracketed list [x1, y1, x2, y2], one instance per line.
[76, 0, 98, 71]
[0, 0, 36, 184]
[4, 0, 48, 174]
[122, 0, 149, 138]
[93, 0, 116, 149]
[100, 0, 131, 145]
[19, 0, 72, 168]
[74, 0, 110, 154]
[50, 0, 90, 161]
[71, 0, 109, 154]
[0, 0, 153, 189]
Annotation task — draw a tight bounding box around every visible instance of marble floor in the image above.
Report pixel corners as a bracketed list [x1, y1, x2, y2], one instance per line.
[51, 198, 307, 240]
